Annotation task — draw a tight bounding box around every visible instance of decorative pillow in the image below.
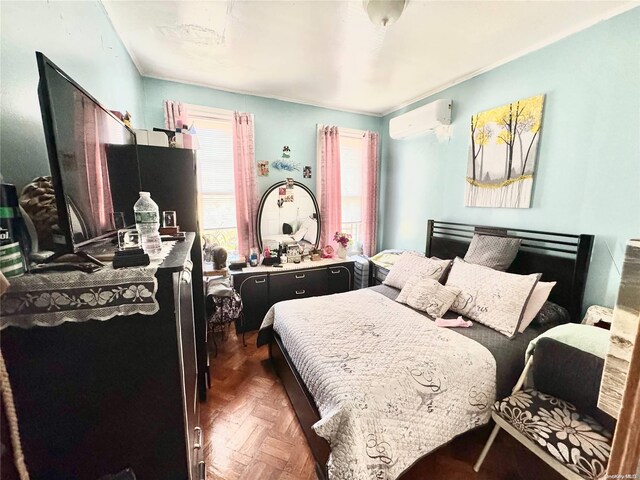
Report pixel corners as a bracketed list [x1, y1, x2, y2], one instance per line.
[395, 275, 422, 304]
[293, 227, 307, 242]
[518, 281, 556, 332]
[463, 234, 522, 271]
[492, 389, 612, 479]
[531, 301, 570, 329]
[445, 257, 540, 338]
[383, 252, 452, 290]
[405, 278, 461, 318]
[302, 218, 318, 244]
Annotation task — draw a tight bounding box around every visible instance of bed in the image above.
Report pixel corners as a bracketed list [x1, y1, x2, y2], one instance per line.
[257, 220, 594, 480]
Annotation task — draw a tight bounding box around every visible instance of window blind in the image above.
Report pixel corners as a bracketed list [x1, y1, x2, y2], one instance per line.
[191, 115, 237, 231]
[339, 133, 364, 242]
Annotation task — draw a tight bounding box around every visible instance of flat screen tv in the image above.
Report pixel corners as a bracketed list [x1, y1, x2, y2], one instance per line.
[36, 52, 141, 261]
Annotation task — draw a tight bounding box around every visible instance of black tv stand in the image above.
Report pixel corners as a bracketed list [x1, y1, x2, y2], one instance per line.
[42, 250, 106, 267]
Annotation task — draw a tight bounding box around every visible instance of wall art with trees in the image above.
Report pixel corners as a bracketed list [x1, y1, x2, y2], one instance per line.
[465, 94, 545, 208]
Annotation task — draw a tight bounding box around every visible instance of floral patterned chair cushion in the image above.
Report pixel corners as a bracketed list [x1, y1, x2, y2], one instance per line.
[493, 389, 612, 480]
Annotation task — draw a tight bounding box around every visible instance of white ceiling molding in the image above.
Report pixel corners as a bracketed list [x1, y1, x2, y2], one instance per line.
[101, 1, 639, 117]
[145, 73, 382, 118]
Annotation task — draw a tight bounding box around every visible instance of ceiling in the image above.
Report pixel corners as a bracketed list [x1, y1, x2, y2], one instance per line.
[102, 1, 636, 116]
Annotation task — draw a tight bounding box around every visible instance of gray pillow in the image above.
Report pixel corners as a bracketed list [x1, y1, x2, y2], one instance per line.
[464, 234, 522, 271]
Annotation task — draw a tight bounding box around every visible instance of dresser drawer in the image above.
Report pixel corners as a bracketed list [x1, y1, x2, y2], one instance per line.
[328, 265, 352, 294]
[236, 274, 269, 332]
[270, 268, 328, 304]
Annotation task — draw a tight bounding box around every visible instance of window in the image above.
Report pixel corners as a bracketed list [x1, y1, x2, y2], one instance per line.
[187, 105, 239, 254]
[339, 130, 365, 244]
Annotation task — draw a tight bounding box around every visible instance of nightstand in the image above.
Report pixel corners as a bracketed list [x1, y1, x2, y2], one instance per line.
[369, 263, 390, 286]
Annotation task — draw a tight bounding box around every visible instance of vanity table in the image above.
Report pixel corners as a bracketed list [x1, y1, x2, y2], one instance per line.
[237, 180, 354, 332]
[231, 258, 354, 332]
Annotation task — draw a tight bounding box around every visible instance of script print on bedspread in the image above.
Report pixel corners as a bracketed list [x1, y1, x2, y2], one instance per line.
[265, 289, 497, 480]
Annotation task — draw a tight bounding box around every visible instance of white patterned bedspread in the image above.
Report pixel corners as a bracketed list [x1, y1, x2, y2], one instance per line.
[260, 288, 496, 480]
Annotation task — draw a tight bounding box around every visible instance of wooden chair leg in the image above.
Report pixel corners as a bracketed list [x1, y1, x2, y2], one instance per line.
[473, 422, 501, 472]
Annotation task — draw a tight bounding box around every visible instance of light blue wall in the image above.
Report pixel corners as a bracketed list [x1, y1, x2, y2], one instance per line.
[380, 8, 640, 310]
[0, 0, 145, 190]
[142, 78, 382, 196]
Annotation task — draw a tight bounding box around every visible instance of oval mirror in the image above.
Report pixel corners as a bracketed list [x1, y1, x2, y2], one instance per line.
[256, 181, 321, 252]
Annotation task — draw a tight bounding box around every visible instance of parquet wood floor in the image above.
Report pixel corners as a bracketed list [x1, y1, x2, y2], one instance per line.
[203, 330, 562, 480]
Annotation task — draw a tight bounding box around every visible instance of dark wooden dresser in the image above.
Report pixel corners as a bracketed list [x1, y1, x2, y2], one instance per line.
[231, 259, 354, 332]
[0, 234, 203, 480]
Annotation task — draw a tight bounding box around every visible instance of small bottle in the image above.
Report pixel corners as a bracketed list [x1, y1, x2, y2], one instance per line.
[0, 184, 31, 276]
[249, 247, 259, 267]
[133, 192, 162, 255]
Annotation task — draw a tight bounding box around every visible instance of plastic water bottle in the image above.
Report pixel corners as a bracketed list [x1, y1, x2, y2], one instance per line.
[133, 192, 162, 255]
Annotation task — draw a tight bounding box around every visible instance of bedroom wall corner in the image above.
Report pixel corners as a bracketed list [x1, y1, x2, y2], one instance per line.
[378, 7, 640, 311]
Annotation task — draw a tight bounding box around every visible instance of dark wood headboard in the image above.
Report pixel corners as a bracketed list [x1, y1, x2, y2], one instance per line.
[425, 220, 594, 322]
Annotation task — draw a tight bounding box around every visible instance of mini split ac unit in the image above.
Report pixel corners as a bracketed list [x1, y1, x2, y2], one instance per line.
[389, 99, 452, 139]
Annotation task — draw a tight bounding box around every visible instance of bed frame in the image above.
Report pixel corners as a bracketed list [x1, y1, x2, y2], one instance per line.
[269, 220, 594, 479]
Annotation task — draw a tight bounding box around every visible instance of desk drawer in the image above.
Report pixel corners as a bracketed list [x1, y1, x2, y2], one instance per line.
[270, 269, 328, 303]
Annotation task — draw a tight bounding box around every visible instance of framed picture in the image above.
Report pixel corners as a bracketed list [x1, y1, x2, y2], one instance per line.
[286, 178, 294, 189]
[465, 94, 545, 208]
[257, 161, 269, 176]
[303, 166, 311, 178]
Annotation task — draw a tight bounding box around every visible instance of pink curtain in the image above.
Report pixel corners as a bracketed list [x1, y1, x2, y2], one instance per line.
[76, 98, 113, 239]
[316, 126, 342, 248]
[232, 112, 258, 256]
[164, 100, 190, 130]
[361, 131, 380, 256]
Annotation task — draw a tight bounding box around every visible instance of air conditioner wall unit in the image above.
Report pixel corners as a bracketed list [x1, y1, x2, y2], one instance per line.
[389, 99, 452, 139]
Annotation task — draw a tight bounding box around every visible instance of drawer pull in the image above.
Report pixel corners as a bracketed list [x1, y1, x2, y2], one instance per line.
[295, 289, 306, 295]
[295, 274, 306, 279]
[198, 461, 206, 480]
[330, 269, 341, 274]
[194, 426, 202, 449]
[254, 278, 266, 284]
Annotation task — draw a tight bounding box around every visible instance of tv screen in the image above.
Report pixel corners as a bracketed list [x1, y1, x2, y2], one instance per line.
[36, 52, 141, 250]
